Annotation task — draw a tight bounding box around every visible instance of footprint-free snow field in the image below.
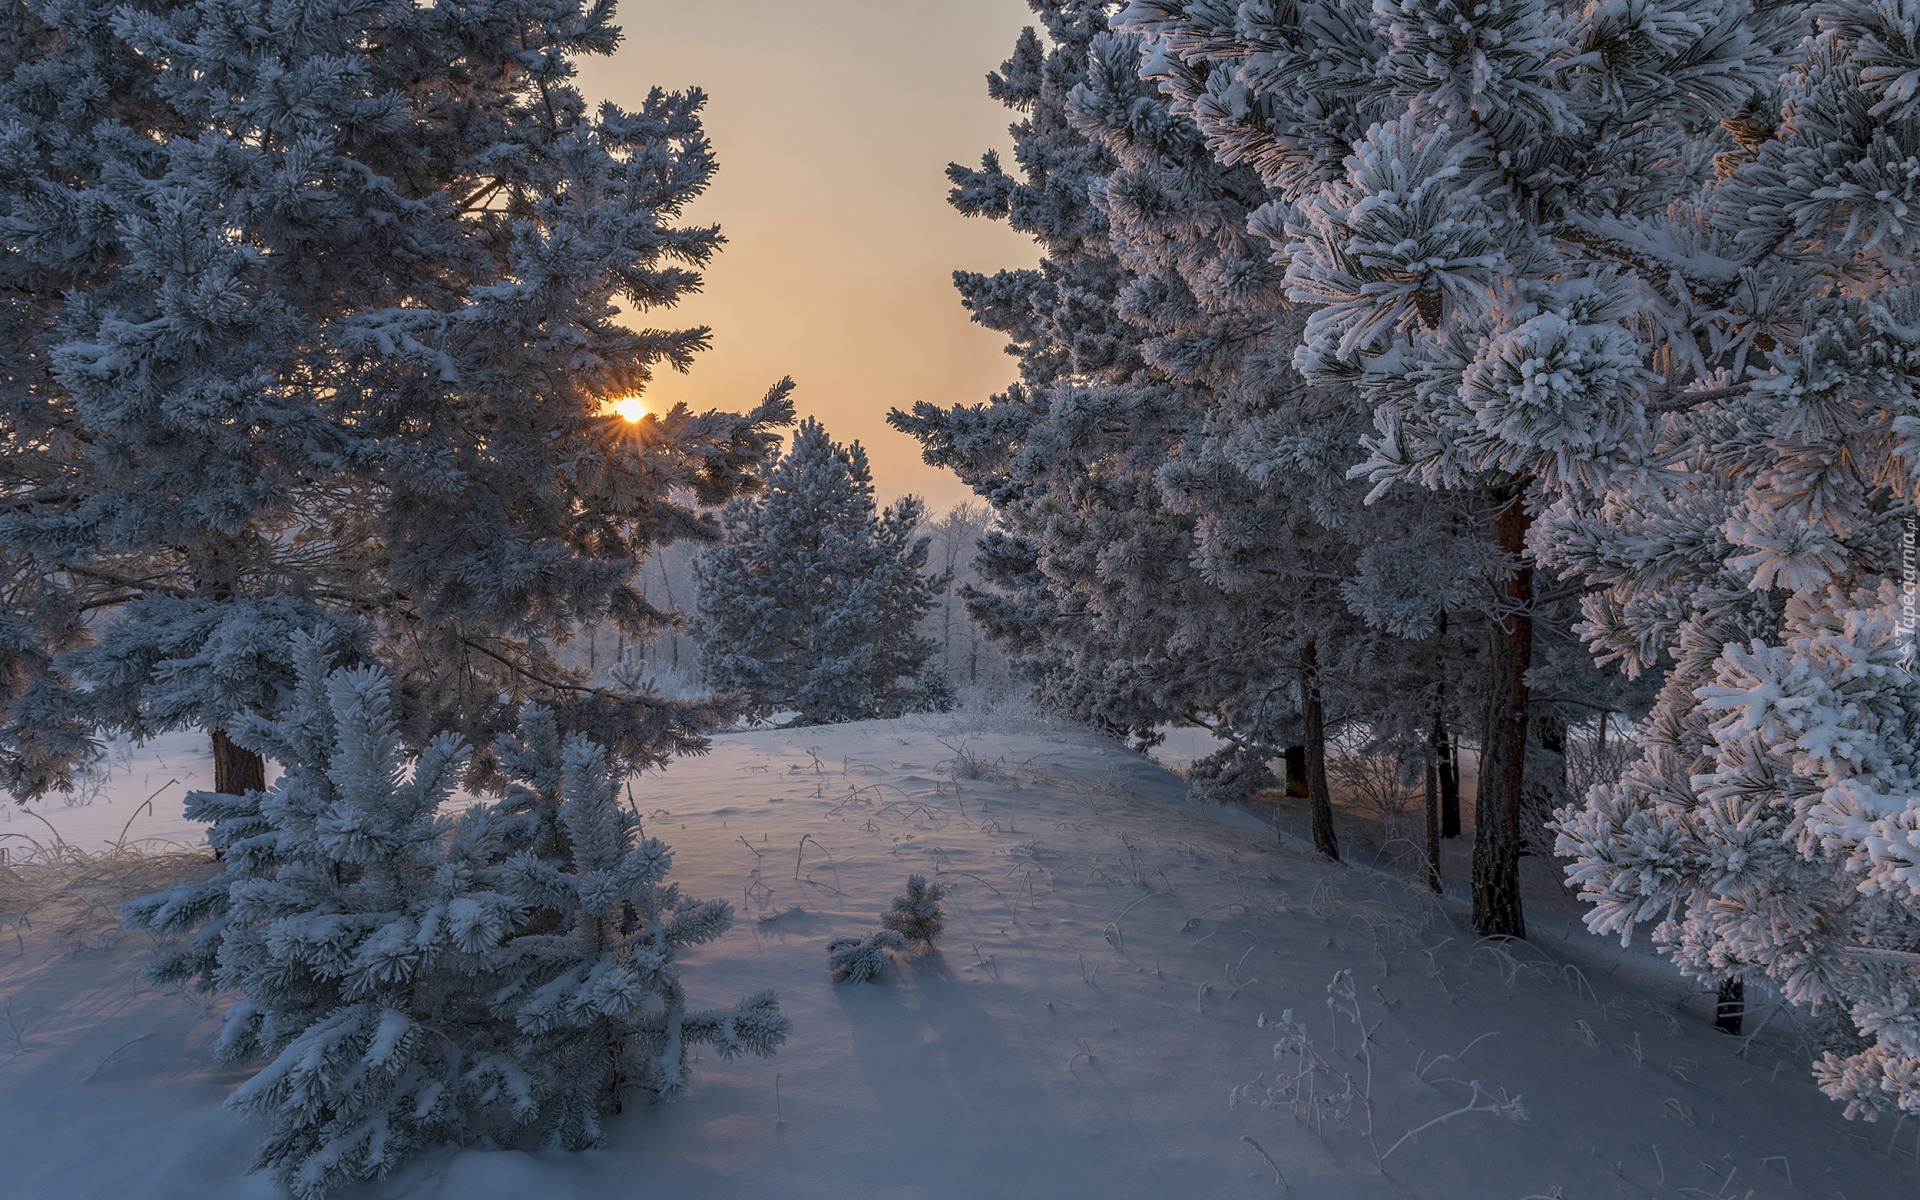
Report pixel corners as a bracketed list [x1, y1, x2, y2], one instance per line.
[2, 715, 1913, 1199]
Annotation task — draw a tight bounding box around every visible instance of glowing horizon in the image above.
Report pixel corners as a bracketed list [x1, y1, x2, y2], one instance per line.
[578, 0, 1040, 513]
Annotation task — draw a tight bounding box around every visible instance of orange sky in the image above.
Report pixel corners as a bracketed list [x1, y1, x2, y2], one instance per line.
[576, 1, 1043, 512]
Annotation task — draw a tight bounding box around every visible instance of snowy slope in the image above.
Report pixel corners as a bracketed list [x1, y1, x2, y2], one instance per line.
[1, 714, 1913, 1200]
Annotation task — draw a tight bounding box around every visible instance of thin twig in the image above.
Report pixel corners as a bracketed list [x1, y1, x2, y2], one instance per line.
[1241, 1135, 1290, 1193]
[82, 1034, 150, 1083]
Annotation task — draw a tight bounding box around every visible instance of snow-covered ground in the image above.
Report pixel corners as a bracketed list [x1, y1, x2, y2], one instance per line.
[2, 714, 1914, 1199]
[0, 730, 247, 858]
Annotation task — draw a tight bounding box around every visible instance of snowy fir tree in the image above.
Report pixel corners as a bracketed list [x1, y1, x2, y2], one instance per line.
[0, 0, 793, 801]
[827, 930, 906, 985]
[122, 636, 787, 1196]
[692, 418, 950, 725]
[892, 0, 1380, 854]
[880, 873, 948, 949]
[1123, 0, 1920, 1117]
[1115, 0, 1773, 936]
[893, 0, 1633, 889]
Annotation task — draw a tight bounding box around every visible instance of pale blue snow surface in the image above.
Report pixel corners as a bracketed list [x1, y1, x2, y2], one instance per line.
[2, 714, 1914, 1199]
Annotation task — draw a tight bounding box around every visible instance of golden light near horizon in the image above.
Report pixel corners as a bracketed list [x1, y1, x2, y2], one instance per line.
[613, 395, 648, 423]
[574, 0, 1041, 512]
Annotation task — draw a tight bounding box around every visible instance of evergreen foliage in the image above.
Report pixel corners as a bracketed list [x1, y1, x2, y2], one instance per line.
[1123, 0, 1920, 1117]
[827, 930, 905, 985]
[892, 0, 1635, 888]
[879, 874, 947, 949]
[0, 0, 793, 798]
[121, 636, 787, 1196]
[693, 418, 950, 725]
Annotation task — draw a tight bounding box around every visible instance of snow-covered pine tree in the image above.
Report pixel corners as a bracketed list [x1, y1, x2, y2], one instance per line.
[486, 709, 790, 1139]
[1119, 0, 1771, 936]
[0, 0, 792, 801]
[894, 0, 1354, 811]
[1539, 5, 1920, 1119]
[880, 874, 947, 948]
[827, 930, 905, 985]
[894, 2, 1538, 880]
[692, 418, 949, 725]
[122, 636, 787, 1196]
[1129, 0, 1920, 1120]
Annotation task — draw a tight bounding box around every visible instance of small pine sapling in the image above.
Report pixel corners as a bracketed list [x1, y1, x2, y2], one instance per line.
[879, 874, 948, 949]
[123, 639, 788, 1197]
[828, 931, 906, 985]
[486, 717, 793, 1141]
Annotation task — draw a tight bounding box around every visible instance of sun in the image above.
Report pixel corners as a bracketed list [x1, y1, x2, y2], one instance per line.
[612, 395, 648, 424]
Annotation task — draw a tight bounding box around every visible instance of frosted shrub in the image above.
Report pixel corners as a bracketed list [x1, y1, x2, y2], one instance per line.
[828, 931, 905, 985]
[880, 874, 948, 948]
[1186, 744, 1281, 806]
[122, 639, 787, 1197]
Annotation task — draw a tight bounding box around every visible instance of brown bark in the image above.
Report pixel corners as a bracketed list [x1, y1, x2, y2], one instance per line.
[1300, 641, 1339, 861]
[212, 727, 265, 796]
[1473, 491, 1532, 939]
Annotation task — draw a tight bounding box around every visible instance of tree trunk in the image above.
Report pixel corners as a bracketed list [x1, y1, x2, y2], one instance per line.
[1434, 614, 1462, 838]
[1301, 641, 1339, 861]
[1424, 754, 1443, 893]
[1715, 977, 1745, 1035]
[1283, 745, 1309, 798]
[1426, 696, 1448, 893]
[1521, 707, 1568, 857]
[212, 727, 265, 795]
[1473, 490, 1532, 939]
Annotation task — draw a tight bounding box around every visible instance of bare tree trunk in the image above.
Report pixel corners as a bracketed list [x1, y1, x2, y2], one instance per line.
[1523, 707, 1568, 857]
[1434, 615, 1462, 838]
[1473, 490, 1532, 939]
[1426, 698, 1448, 893]
[1283, 745, 1309, 797]
[1442, 737, 1462, 836]
[1424, 755, 1443, 892]
[1301, 641, 1339, 861]
[212, 727, 265, 796]
[1715, 978, 1746, 1035]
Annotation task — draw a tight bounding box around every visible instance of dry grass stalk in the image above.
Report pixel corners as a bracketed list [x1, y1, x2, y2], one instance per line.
[1, 829, 214, 951]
